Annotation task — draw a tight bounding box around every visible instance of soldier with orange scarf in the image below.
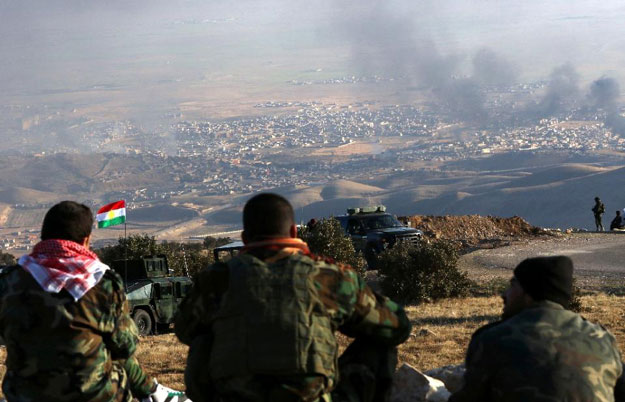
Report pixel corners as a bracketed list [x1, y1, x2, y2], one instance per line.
[176, 193, 411, 402]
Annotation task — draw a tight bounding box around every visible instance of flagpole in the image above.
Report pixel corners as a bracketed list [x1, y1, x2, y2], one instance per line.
[96, 200, 128, 290]
[124, 218, 128, 291]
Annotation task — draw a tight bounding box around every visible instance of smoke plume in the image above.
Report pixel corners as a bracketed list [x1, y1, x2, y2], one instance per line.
[588, 76, 625, 135]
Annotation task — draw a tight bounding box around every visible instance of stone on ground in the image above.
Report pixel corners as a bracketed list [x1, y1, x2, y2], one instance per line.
[390, 363, 451, 402]
[425, 364, 465, 394]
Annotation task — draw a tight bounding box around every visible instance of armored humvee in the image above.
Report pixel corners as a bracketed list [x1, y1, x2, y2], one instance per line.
[335, 206, 423, 269]
[111, 255, 192, 336]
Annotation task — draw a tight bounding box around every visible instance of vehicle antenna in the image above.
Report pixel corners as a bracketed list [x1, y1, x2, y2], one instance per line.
[181, 244, 189, 277]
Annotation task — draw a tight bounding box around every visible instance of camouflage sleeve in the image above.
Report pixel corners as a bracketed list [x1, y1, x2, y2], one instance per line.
[103, 271, 155, 398]
[175, 263, 229, 345]
[125, 355, 156, 397]
[316, 264, 411, 346]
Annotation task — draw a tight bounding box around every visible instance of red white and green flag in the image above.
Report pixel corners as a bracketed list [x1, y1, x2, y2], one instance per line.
[96, 200, 126, 228]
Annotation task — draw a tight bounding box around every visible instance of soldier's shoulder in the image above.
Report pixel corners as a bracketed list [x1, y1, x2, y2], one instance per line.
[0, 264, 20, 279]
[92, 268, 126, 295]
[0, 264, 22, 290]
[477, 307, 608, 344]
[577, 315, 618, 344]
[198, 261, 229, 276]
[470, 320, 504, 341]
[297, 251, 357, 275]
[193, 261, 229, 289]
[293, 252, 365, 294]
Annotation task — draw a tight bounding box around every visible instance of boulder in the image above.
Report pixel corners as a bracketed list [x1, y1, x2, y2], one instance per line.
[425, 364, 466, 394]
[391, 363, 451, 402]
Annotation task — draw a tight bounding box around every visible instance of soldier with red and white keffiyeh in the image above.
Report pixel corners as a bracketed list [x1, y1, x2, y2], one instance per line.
[0, 201, 188, 402]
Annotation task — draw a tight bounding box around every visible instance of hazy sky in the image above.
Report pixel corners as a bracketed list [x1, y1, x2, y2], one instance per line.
[1, 1, 624, 122]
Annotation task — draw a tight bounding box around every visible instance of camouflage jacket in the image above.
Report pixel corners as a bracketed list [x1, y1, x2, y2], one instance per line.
[0, 265, 155, 402]
[593, 202, 606, 216]
[450, 300, 624, 402]
[175, 240, 411, 402]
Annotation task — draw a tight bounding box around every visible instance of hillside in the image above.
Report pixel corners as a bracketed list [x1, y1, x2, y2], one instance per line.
[3, 150, 625, 238]
[0, 187, 62, 205]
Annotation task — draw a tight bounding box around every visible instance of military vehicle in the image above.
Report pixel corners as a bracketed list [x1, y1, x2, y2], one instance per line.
[335, 206, 423, 269]
[213, 240, 244, 262]
[111, 255, 192, 336]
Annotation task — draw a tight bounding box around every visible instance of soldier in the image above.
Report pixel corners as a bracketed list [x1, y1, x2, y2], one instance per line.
[593, 196, 606, 231]
[175, 193, 411, 402]
[450, 256, 625, 401]
[611, 210, 625, 231]
[0, 201, 186, 402]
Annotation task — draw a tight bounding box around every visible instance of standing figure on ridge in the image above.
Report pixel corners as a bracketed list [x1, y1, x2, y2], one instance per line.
[0, 201, 187, 402]
[449, 256, 625, 402]
[593, 196, 606, 231]
[175, 193, 412, 402]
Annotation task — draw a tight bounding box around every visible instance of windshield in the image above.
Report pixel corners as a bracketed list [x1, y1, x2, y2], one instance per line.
[362, 215, 404, 230]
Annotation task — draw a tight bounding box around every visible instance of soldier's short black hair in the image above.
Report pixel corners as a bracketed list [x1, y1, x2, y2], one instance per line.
[41, 201, 93, 244]
[243, 193, 294, 240]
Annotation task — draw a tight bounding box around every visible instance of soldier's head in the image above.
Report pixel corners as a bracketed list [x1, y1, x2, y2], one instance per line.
[617, 210, 621, 216]
[41, 201, 93, 247]
[595, 197, 600, 202]
[502, 256, 573, 319]
[242, 193, 296, 243]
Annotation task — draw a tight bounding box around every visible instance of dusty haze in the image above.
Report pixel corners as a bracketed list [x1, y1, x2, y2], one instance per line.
[2, 1, 625, 129]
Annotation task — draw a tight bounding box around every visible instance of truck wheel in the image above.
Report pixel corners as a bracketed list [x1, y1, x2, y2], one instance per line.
[133, 309, 152, 336]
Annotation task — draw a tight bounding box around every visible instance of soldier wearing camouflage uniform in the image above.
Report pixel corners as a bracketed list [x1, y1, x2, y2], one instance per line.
[175, 193, 411, 402]
[593, 196, 606, 232]
[0, 201, 183, 402]
[450, 256, 625, 402]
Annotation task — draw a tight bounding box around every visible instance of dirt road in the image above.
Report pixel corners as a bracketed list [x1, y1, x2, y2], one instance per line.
[459, 232, 625, 292]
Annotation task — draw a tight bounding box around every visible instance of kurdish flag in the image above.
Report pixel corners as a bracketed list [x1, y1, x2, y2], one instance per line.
[96, 200, 126, 228]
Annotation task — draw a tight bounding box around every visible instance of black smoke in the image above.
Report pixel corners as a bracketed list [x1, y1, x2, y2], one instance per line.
[529, 63, 580, 118]
[332, 3, 515, 123]
[589, 77, 625, 135]
[589, 77, 620, 109]
[330, 2, 625, 131]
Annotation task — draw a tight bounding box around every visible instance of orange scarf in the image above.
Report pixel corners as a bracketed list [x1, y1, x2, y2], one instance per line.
[241, 237, 310, 262]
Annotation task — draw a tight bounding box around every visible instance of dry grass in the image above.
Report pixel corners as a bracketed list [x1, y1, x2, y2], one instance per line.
[134, 334, 189, 390]
[0, 294, 624, 395]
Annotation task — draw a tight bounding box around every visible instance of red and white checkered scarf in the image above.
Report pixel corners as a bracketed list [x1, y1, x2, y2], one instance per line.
[18, 239, 110, 301]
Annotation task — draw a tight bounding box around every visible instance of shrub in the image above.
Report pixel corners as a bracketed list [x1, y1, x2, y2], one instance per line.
[568, 279, 583, 312]
[300, 218, 367, 275]
[96, 234, 212, 277]
[377, 240, 473, 304]
[96, 234, 165, 263]
[202, 236, 231, 250]
[0, 251, 16, 266]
